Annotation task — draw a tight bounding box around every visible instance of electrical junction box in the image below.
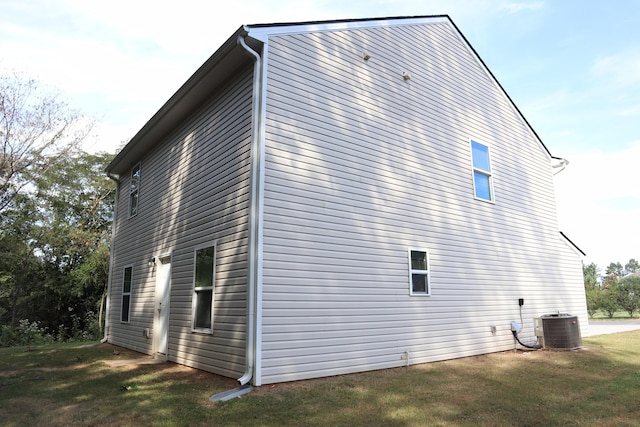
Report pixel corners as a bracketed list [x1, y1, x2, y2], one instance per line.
[533, 317, 544, 347]
[510, 321, 521, 333]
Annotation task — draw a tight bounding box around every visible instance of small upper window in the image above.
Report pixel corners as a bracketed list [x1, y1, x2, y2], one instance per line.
[121, 266, 133, 322]
[192, 244, 215, 333]
[129, 163, 140, 217]
[409, 249, 430, 296]
[471, 140, 493, 202]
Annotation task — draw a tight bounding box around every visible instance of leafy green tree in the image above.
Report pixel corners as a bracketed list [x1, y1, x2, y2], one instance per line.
[583, 263, 600, 317]
[31, 151, 115, 337]
[0, 193, 44, 327]
[599, 287, 620, 319]
[585, 287, 600, 318]
[615, 277, 640, 318]
[0, 151, 114, 339]
[583, 263, 599, 289]
[605, 262, 624, 279]
[70, 242, 111, 335]
[625, 259, 640, 274]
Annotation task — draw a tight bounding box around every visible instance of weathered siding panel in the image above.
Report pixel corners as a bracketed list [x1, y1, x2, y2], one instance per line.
[107, 66, 253, 378]
[260, 22, 587, 383]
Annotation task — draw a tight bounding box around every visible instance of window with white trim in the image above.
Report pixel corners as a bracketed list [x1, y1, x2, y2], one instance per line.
[409, 249, 430, 296]
[129, 163, 140, 217]
[192, 244, 215, 333]
[470, 140, 494, 202]
[121, 265, 133, 322]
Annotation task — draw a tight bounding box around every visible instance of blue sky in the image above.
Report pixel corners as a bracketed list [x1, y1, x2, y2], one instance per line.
[1, 0, 638, 273]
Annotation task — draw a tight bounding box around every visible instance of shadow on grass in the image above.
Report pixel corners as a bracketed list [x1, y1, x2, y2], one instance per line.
[212, 332, 640, 426]
[0, 342, 237, 426]
[1, 333, 640, 426]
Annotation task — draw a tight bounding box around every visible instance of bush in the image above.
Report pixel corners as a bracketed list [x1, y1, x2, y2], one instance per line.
[615, 277, 640, 318]
[599, 288, 620, 319]
[69, 311, 100, 341]
[0, 325, 17, 347]
[586, 287, 600, 318]
[0, 320, 53, 347]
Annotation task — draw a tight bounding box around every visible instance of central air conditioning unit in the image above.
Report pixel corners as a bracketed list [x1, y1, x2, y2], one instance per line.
[533, 313, 582, 349]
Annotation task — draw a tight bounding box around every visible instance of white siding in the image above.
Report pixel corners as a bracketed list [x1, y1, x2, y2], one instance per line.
[260, 22, 587, 383]
[107, 66, 253, 378]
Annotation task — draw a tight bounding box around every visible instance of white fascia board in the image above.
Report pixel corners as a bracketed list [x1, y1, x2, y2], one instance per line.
[246, 16, 450, 43]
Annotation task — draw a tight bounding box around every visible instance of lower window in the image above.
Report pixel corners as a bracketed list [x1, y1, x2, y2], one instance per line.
[192, 244, 215, 332]
[409, 249, 430, 296]
[121, 266, 133, 322]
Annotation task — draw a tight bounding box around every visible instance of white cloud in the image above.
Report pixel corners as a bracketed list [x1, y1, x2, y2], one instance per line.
[555, 142, 640, 269]
[619, 104, 640, 117]
[591, 52, 640, 88]
[500, 1, 545, 14]
[2, 0, 509, 152]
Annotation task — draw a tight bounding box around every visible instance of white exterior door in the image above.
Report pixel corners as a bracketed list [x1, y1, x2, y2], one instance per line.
[154, 256, 171, 356]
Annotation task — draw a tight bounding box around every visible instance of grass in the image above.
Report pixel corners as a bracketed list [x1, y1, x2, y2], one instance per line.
[1, 332, 639, 426]
[590, 310, 639, 320]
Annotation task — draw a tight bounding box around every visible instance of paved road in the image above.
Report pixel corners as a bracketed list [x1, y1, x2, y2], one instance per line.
[587, 320, 640, 337]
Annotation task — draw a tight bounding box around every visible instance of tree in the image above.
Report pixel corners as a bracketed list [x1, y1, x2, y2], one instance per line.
[585, 287, 600, 318]
[0, 70, 91, 213]
[625, 259, 640, 274]
[605, 262, 624, 279]
[0, 193, 44, 327]
[32, 151, 115, 337]
[0, 151, 115, 339]
[599, 287, 620, 319]
[615, 277, 640, 318]
[583, 263, 600, 317]
[583, 263, 599, 289]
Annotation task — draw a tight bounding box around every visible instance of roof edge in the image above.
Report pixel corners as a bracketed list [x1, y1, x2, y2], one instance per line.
[105, 25, 249, 175]
[247, 14, 450, 28]
[560, 231, 586, 257]
[446, 19, 554, 159]
[246, 15, 450, 42]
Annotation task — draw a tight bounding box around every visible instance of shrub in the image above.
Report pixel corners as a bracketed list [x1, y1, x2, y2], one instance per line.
[69, 311, 100, 341]
[585, 287, 600, 318]
[0, 320, 53, 347]
[615, 277, 640, 318]
[0, 325, 18, 347]
[16, 319, 53, 345]
[599, 287, 620, 318]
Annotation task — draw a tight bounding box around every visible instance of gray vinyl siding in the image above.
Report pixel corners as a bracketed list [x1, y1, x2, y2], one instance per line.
[107, 65, 253, 378]
[260, 22, 587, 383]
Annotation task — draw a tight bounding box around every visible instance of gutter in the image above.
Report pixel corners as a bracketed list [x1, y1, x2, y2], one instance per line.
[551, 157, 569, 175]
[102, 173, 120, 343]
[236, 32, 264, 386]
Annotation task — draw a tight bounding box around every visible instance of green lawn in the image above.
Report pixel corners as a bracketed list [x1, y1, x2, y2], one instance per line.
[590, 310, 639, 319]
[1, 332, 640, 426]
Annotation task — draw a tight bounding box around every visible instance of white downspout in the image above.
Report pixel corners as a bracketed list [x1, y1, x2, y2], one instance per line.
[102, 174, 120, 343]
[237, 33, 264, 386]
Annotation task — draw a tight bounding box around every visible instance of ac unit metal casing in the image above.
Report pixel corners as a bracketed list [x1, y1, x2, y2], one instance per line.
[534, 314, 582, 349]
[533, 317, 545, 348]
